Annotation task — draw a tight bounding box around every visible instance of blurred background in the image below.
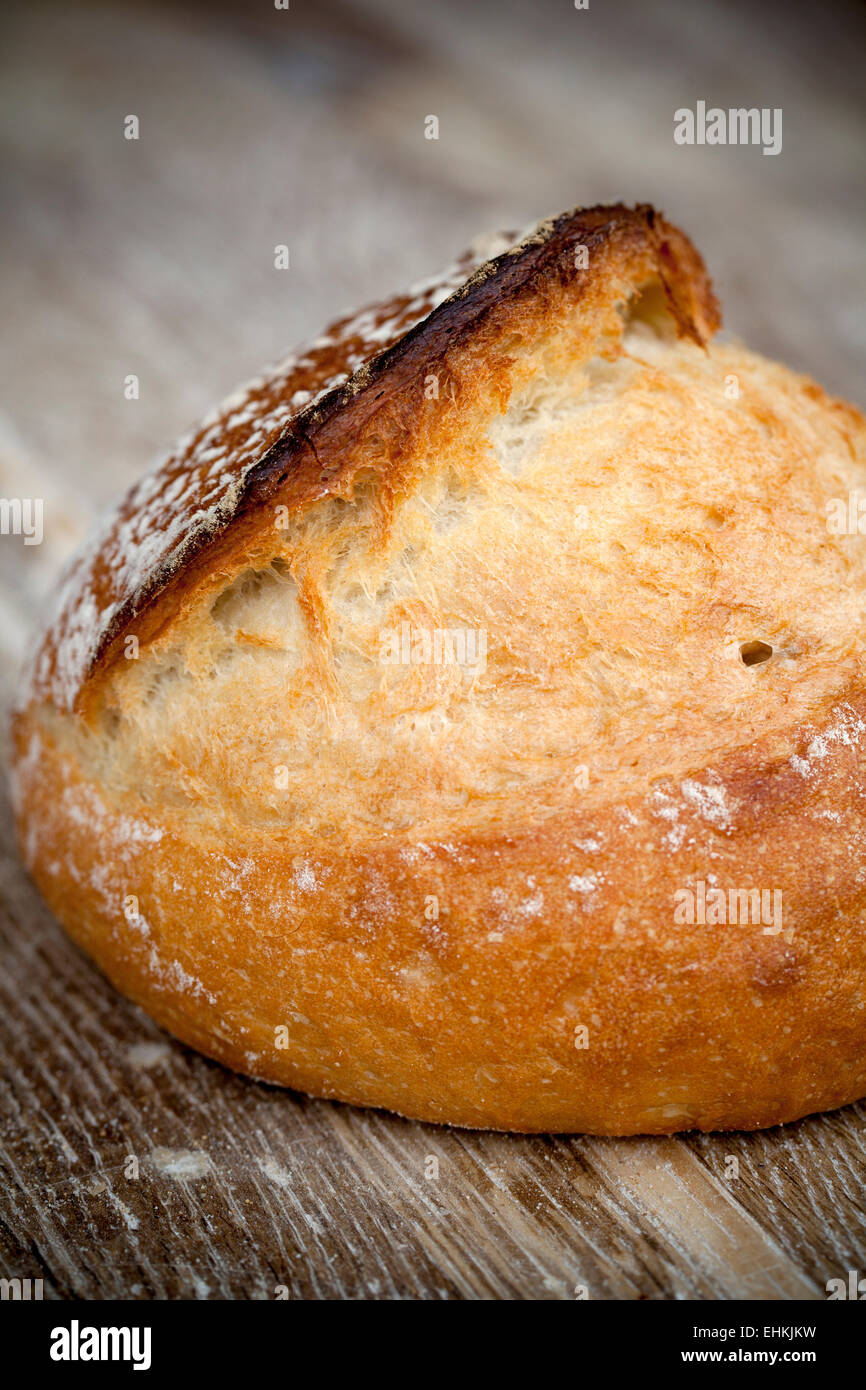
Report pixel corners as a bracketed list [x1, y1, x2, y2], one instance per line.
[1, 0, 865, 1302]
[0, 0, 864, 676]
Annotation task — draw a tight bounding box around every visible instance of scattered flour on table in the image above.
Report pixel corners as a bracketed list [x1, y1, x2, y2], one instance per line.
[127, 1042, 172, 1069]
[151, 1148, 212, 1180]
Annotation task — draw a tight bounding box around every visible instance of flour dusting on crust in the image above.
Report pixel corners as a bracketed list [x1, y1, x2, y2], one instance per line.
[24, 226, 537, 714]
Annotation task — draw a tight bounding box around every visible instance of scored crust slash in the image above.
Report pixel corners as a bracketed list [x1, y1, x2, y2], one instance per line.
[10, 202, 866, 1134]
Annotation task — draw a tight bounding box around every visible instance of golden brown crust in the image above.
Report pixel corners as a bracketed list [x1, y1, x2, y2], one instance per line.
[22, 203, 718, 717]
[12, 202, 866, 1135]
[12, 691, 866, 1133]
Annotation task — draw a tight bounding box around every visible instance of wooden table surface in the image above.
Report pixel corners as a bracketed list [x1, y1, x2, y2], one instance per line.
[1, 0, 865, 1300]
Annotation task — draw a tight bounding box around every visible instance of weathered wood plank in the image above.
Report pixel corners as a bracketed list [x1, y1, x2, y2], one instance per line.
[1, 0, 865, 1300]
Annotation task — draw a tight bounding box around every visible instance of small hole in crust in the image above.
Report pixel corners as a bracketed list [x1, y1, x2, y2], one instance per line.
[100, 706, 121, 738]
[740, 640, 773, 667]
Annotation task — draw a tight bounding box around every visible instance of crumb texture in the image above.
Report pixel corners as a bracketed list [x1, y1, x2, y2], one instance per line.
[77, 316, 866, 845]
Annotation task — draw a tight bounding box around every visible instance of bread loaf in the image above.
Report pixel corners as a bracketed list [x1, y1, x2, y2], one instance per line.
[11, 203, 866, 1133]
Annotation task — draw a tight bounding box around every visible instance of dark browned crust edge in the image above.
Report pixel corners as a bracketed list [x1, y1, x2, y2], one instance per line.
[20, 203, 720, 716]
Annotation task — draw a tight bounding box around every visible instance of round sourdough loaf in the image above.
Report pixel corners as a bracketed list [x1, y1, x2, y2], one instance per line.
[11, 204, 866, 1133]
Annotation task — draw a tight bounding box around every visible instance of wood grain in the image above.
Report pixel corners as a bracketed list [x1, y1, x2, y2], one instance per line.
[1, 0, 864, 1299]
